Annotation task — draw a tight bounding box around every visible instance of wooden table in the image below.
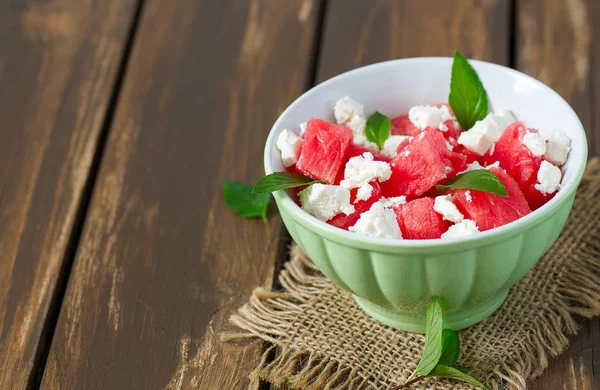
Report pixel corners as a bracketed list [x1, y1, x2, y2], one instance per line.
[1, 0, 598, 389]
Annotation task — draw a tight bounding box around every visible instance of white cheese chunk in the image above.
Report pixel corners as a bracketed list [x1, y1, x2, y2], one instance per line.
[544, 131, 571, 166]
[458, 110, 516, 155]
[457, 131, 493, 156]
[355, 183, 374, 202]
[334, 96, 367, 135]
[469, 109, 516, 143]
[441, 219, 480, 238]
[349, 202, 402, 239]
[534, 160, 562, 195]
[377, 196, 407, 208]
[433, 195, 464, 223]
[464, 190, 473, 202]
[299, 122, 308, 136]
[460, 160, 501, 174]
[276, 129, 303, 167]
[381, 135, 411, 158]
[409, 105, 457, 131]
[340, 152, 392, 189]
[300, 184, 355, 221]
[522, 131, 547, 156]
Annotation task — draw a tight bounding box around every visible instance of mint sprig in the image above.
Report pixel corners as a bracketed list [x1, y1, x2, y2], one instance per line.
[435, 169, 508, 197]
[393, 296, 491, 390]
[252, 172, 324, 193]
[449, 52, 489, 130]
[365, 111, 391, 149]
[223, 181, 271, 223]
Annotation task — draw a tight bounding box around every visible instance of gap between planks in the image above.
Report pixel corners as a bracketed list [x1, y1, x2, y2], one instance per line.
[26, 1, 148, 388]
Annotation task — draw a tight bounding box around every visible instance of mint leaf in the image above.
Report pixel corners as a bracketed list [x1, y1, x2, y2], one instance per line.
[439, 329, 460, 367]
[365, 111, 391, 149]
[449, 51, 488, 130]
[435, 169, 508, 197]
[252, 172, 323, 193]
[432, 365, 491, 390]
[454, 365, 472, 373]
[223, 181, 271, 223]
[406, 296, 444, 381]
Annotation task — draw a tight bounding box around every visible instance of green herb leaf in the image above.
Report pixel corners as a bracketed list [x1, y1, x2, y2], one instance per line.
[252, 172, 324, 193]
[365, 111, 391, 149]
[439, 329, 460, 367]
[449, 51, 489, 130]
[406, 296, 445, 381]
[432, 365, 491, 390]
[435, 169, 508, 197]
[222, 181, 271, 223]
[454, 365, 472, 373]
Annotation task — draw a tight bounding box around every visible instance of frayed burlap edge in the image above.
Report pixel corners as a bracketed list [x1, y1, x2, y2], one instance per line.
[223, 158, 600, 390]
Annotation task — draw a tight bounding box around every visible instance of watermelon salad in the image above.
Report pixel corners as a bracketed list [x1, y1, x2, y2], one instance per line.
[275, 97, 572, 240]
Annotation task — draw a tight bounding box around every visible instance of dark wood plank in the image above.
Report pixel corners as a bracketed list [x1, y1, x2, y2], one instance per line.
[0, 0, 138, 388]
[317, 0, 510, 83]
[40, 0, 321, 389]
[516, 1, 599, 388]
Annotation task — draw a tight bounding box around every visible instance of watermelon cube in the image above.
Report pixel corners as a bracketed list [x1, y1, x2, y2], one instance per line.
[296, 119, 353, 184]
[454, 144, 487, 166]
[381, 128, 467, 199]
[391, 114, 422, 137]
[489, 122, 551, 209]
[328, 182, 382, 230]
[393, 197, 451, 239]
[452, 167, 531, 231]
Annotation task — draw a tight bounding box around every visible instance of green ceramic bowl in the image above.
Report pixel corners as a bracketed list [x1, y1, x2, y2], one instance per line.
[264, 58, 587, 333]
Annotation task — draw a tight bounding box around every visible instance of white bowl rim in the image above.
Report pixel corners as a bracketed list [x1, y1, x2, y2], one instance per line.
[264, 57, 588, 250]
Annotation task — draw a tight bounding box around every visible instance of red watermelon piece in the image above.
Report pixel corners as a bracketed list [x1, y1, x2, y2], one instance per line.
[489, 122, 551, 209]
[296, 119, 352, 184]
[454, 144, 487, 166]
[452, 167, 531, 231]
[381, 128, 467, 199]
[328, 182, 382, 230]
[391, 114, 422, 137]
[393, 197, 451, 239]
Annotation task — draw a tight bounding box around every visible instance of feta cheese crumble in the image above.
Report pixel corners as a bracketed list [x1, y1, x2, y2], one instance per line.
[276, 129, 303, 167]
[522, 131, 546, 156]
[457, 131, 493, 156]
[333, 96, 378, 151]
[470, 109, 516, 143]
[544, 131, 571, 165]
[409, 105, 457, 131]
[441, 219, 480, 238]
[464, 190, 473, 202]
[355, 183, 374, 202]
[299, 122, 308, 136]
[349, 202, 402, 239]
[377, 196, 407, 208]
[460, 160, 500, 174]
[381, 135, 411, 158]
[340, 152, 392, 189]
[458, 109, 516, 155]
[534, 160, 562, 195]
[433, 195, 464, 223]
[299, 184, 355, 221]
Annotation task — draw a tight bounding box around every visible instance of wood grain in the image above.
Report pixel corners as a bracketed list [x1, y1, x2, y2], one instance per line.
[317, 0, 510, 82]
[40, 0, 321, 389]
[0, 0, 138, 388]
[516, 0, 600, 388]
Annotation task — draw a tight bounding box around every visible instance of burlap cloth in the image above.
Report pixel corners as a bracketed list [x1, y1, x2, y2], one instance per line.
[225, 159, 600, 390]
